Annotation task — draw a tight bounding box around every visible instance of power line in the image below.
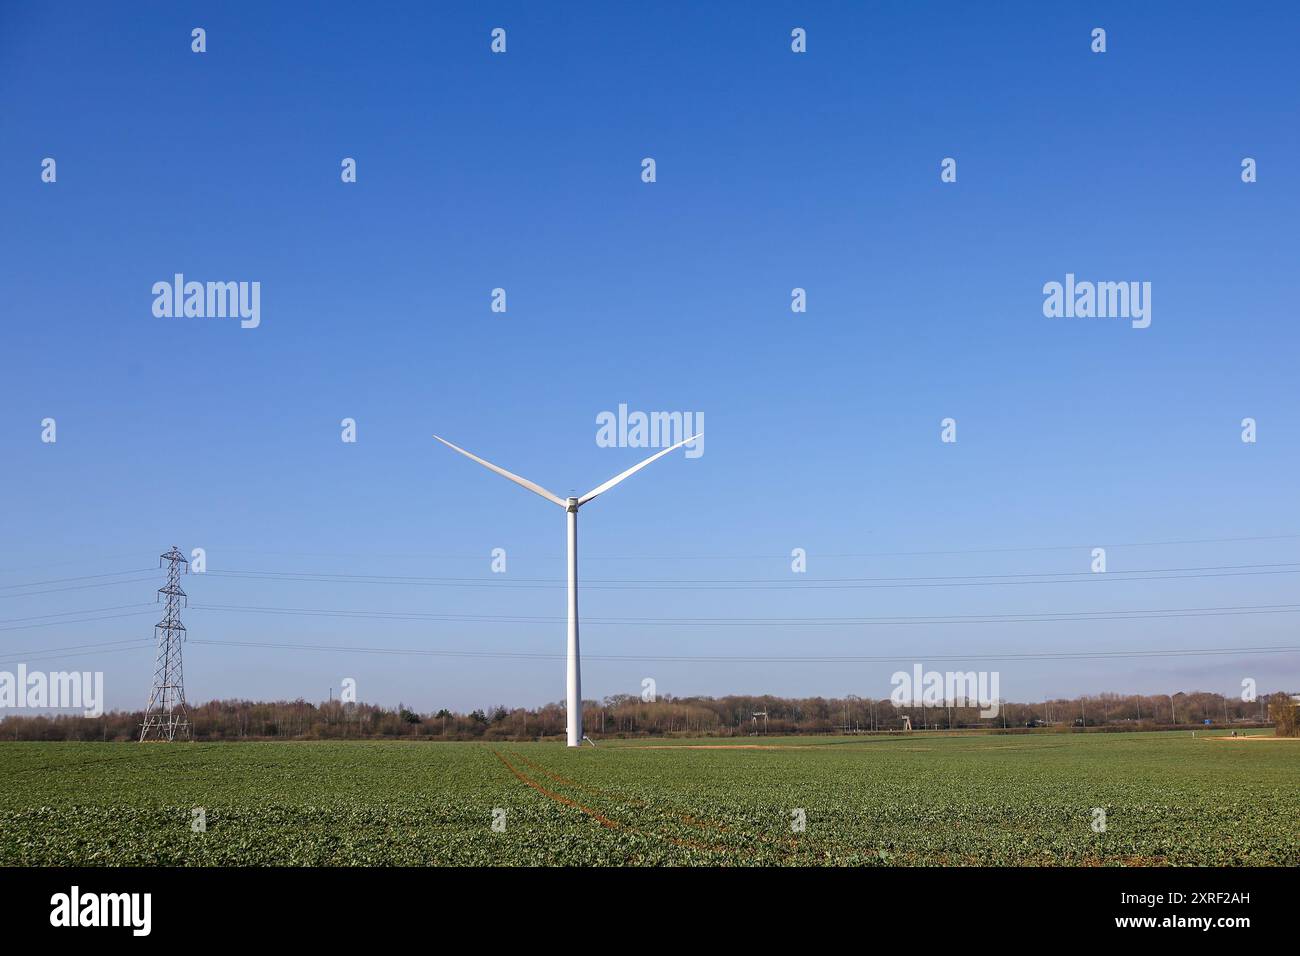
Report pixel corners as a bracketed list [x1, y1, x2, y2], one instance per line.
[3, 541, 1298, 596]
[209, 559, 1300, 582]
[187, 638, 1300, 664]
[201, 531, 1300, 561]
[187, 600, 1300, 627]
[201, 562, 1300, 590]
[0, 609, 158, 632]
[0, 574, 158, 601]
[0, 606, 156, 634]
[2, 635, 1291, 672]
[0, 604, 155, 626]
[8, 598, 1297, 643]
[0, 553, 149, 576]
[0, 642, 153, 670]
[0, 568, 155, 591]
[803, 533, 1300, 559]
[3, 525, 1298, 592]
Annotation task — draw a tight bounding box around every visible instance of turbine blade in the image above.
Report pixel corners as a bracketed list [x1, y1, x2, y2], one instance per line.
[578, 433, 702, 505]
[433, 436, 567, 508]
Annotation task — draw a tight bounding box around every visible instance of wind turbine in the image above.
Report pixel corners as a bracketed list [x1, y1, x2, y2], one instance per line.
[434, 432, 701, 748]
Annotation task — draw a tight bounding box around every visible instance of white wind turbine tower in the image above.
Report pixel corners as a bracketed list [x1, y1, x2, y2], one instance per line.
[434, 432, 702, 748]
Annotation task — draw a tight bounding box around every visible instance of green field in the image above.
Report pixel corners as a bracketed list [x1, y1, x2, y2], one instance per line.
[1, 732, 1295, 866]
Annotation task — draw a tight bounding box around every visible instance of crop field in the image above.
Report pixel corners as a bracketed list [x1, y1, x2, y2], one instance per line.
[0, 731, 1295, 866]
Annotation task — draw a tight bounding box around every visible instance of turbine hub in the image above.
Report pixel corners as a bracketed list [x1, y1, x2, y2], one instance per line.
[566, 497, 579, 512]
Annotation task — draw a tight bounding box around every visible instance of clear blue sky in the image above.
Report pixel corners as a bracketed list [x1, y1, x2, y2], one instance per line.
[2, 1, 1297, 714]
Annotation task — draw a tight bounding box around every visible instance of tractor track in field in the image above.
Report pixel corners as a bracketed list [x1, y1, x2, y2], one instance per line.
[492, 750, 726, 854]
[495, 750, 803, 860]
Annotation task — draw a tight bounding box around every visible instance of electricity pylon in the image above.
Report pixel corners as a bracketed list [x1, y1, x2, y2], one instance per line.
[139, 547, 191, 742]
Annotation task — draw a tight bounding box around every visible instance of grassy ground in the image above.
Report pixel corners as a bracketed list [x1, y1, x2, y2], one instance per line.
[0, 730, 1295, 865]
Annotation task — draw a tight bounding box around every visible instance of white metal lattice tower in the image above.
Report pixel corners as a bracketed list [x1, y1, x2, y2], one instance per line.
[139, 546, 191, 742]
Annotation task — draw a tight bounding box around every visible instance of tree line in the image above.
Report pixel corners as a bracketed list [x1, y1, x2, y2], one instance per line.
[1, 688, 1294, 741]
